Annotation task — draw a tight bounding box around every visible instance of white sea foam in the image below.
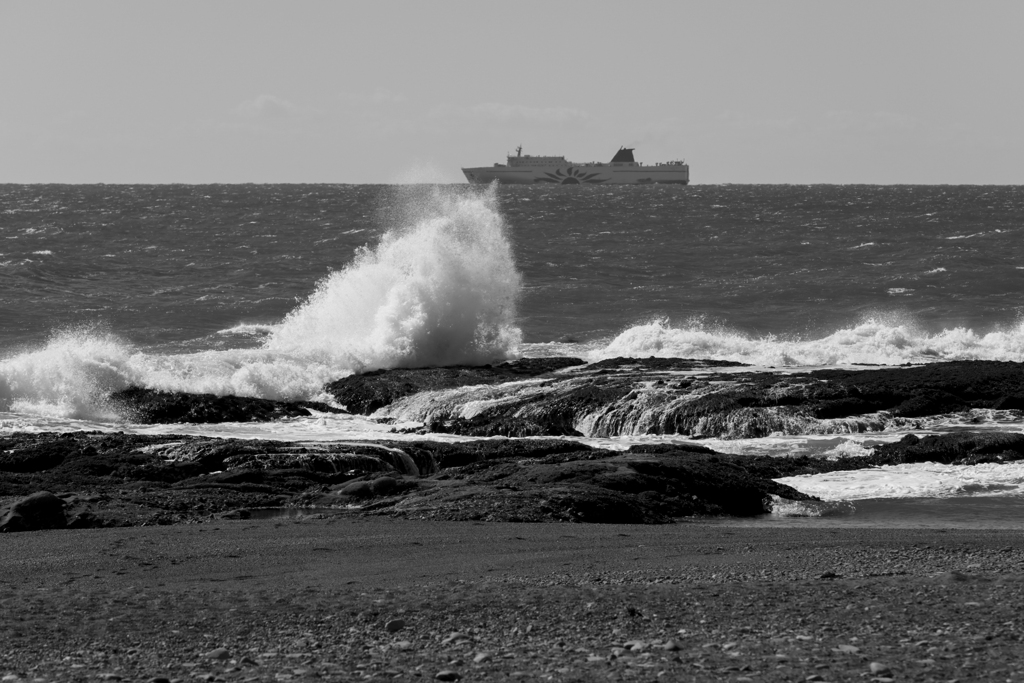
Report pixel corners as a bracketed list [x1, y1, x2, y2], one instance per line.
[770, 496, 857, 517]
[0, 410, 479, 444]
[0, 186, 522, 419]
[591, 317, 1024, 366]
[777, 461, 1024, 500]
[216, 323, 277, 337]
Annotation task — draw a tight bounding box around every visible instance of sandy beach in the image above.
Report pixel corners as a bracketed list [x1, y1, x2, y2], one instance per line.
[3, 519, 1024, 682]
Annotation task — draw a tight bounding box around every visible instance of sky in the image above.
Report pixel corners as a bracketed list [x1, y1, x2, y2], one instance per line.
[1, 1, 1022, 184]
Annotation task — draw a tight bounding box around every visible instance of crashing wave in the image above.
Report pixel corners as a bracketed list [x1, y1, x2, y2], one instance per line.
[590, 317, 1024, 366]
[0, 186, 522, 419]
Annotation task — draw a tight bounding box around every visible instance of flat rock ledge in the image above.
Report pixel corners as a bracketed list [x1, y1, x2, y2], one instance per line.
[5, 429, 1024, 531]
[345, 358, 1024, 439]
[0, 432, 817, 529]
[107, 387, 346, 424]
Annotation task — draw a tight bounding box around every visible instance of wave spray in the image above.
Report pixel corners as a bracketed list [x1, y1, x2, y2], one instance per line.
[266, 184, 522, 370]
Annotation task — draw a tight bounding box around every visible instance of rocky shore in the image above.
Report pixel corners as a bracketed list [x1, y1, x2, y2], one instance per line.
[106, 357, 1024, 440]
[0, 432, 811, 530]
[5, 358, 1024, 531]
[3, 428, 1024, 532]
[327, 357, 1024, 439]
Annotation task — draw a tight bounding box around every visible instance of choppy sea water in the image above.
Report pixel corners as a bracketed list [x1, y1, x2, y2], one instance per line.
[3, 183, 1024, 526]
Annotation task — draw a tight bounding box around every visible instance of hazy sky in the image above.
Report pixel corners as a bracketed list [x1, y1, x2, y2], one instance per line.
[1, 1, 1022, 184]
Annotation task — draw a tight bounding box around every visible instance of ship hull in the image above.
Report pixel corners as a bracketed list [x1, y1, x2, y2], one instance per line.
[462, 166, 689, 185]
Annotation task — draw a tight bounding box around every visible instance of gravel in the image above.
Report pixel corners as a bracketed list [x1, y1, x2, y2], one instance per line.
[1, 519, 1023, 681]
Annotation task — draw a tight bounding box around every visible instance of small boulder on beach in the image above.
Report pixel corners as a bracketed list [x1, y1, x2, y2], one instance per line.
[0, 491, 67, 532]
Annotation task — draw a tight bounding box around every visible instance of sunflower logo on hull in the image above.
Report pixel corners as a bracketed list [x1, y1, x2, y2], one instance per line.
[534, 167, 608, 184]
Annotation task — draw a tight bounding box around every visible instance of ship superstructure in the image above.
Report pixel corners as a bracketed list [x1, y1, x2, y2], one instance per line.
[462, 146, 689, 185]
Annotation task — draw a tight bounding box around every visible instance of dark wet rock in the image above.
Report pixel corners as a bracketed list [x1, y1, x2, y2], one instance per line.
[428, 414, 583, 437]
[626, 443, 718, 456]
[370, 476, 398, 496]
[338, 480, 374, 498]
[635, 360, 1024, 437]
[369, 359, 1024, 439]
[0, 432, 815, 527]
[0, 434, 363, 526]
[889, 389, 965, 418]
[869, 432, 1024, 466]
[408, 377, 639, 438]
[327, 476, 419, 504]
[222, 450, 397, 476]
[149, 439, 432, 477]
[324, 357, 587, 414]
[403, 438, 594, 470]
[109, 386, 345, 424]
[0, 436, 87, 472]
[0, 491, 66, 532]
[358, 442, 812, 523]
[991, 395, 1024, 410]
[587, 357, 748, 371]
[7, 428, 1017, 529]
[807, 360, 1024, 416]
[66, 509, 106, 528]
[690, 432, 1024, 485]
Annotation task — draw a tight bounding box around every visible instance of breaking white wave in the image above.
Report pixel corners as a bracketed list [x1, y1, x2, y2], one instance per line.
[0, 329, 137, 420]
[266, 185, 521, 370]
[591, 317, 1024, 366]
[0, 186, 522, 419]
[0, 328, 343, 419]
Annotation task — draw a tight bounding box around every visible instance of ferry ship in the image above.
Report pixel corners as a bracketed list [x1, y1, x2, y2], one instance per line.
[462, 146, 689, 185]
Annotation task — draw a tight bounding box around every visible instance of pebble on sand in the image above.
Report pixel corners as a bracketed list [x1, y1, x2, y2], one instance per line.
[869, 661, 892, 675]
[385, 619, 406, 633]
[435, 671, 461, 682]
[204, 648, 230, 660]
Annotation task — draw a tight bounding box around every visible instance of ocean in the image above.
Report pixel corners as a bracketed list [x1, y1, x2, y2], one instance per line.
[3, 183, 1024, 525]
